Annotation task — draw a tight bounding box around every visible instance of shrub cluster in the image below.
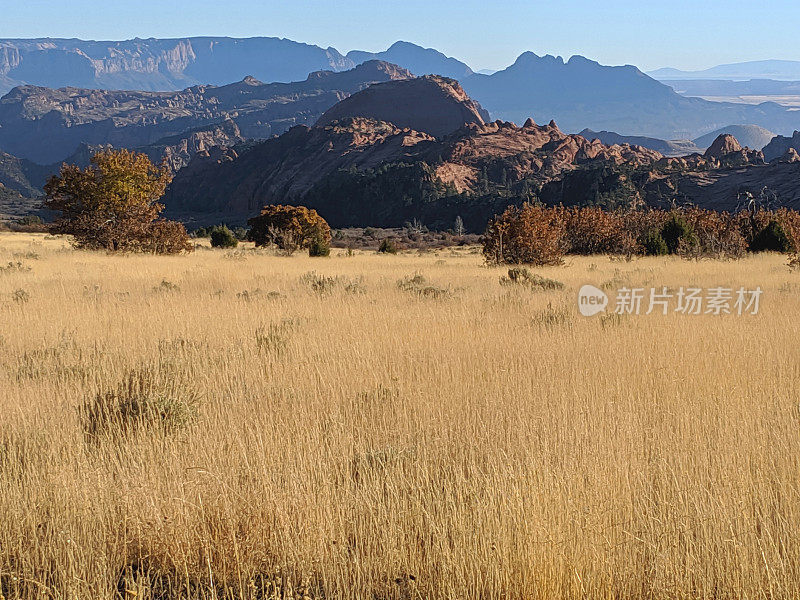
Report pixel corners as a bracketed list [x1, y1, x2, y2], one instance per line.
[484, 204, 800, 265]
[209, 225, 239, 248]
[247, 205, 331, 256]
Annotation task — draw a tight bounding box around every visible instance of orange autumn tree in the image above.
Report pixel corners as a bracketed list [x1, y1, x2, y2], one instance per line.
[247, 204, 331, 255]
[44, 149, 192, 254]
[483, 203, 567, 266]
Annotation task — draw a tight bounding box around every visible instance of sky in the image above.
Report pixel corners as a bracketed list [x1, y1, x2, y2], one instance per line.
[0, 0, 797, 72]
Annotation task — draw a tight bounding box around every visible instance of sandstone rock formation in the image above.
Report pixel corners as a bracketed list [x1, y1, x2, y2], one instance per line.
[164, 111, 661, 228]
[578, 129, 701, 157]
[763, 131, 800, 162]
[316, 75, 489, 137]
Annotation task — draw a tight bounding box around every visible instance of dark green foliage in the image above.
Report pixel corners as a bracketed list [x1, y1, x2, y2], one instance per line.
[642, 229, 669, 256]
[378, 239, 398, 254]
[750, 220, 793, 253]
[210, 225, 239, 248]
[661, 215, 697, 254]
[17, 215, 44, 226]
[308, 233, 331, 257]
[302, 162, 514, 232]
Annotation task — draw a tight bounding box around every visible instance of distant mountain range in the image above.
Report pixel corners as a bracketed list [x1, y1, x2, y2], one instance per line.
[0, 60, 411, 164]
[5, 37, 800, 141]
[5, 35, 800, 222]
[0, 38, 471, 95]
[345, 41, 473, 81]
[663, 79, 800, 98]
[460, 53, 800, 139]
[650, 60, 800, 81]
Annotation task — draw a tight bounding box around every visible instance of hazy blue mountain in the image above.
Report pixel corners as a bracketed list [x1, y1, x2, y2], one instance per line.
[0, 37, 356, 94]
[0, 61, 411, 163]
[346, 41, 474, 79]
[650, 60, 800, 81]
[693, 125, 776, 151]
[461, 53, 800, 139]
[663, 78, 800, 98]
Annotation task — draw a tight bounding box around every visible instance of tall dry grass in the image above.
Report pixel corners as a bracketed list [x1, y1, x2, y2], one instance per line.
[1, 233, 800, 599]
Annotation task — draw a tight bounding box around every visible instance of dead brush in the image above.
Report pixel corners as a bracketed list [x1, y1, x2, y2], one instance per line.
[81, 365, 200, 443]
[153, 279, 180, 293]
[0, 261, 31, 274]
[532, 302, 572, 330]
[500, 267, 564, 291]
[255, 319, 298, 356]
[396, 272, 450, 299]
[300, 271, 365, 295]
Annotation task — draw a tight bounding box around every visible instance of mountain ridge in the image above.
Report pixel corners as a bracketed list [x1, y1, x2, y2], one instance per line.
[0, 60, 412, 163]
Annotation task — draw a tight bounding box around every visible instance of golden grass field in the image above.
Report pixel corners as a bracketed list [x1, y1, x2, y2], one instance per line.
[1, 232, 800, 599]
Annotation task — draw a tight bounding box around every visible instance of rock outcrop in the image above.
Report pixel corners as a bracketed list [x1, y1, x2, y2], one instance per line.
[777, 148, 800, 163]
[704, 134, 743, 158]
[702, 134, 764, 167]
[164, 113, 661, 227]
[763, 131, 800, 162]
[316, 75, 489, 138]
[578, 129, 700, 157]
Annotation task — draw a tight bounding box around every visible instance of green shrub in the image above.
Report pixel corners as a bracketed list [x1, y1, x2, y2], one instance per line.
[751, 220, 793, 253]
[661, 215, 697, 255]
[308, 233, 331, 257]
[642, 229, 669, 256]
[378, 238, 399, 254]
[17, 215, 43, 226]
[210, 225, 239, 248]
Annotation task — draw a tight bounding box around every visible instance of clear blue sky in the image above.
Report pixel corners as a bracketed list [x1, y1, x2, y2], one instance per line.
[0, 0, 796, 72]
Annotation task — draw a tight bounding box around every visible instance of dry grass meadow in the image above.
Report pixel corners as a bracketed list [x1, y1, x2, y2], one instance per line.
[1, 232, 800, 599]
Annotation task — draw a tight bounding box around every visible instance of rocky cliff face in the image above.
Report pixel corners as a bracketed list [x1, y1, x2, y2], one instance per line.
[316, 75, 489, 137]
[0, 37, 357, 95]
[0, 61, 412, 163]
[762, 131, 800, 162]
[164, 110, 662, 228]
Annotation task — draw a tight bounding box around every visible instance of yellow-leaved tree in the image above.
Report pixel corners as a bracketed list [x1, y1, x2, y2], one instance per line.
[44, 149, 192, 253]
